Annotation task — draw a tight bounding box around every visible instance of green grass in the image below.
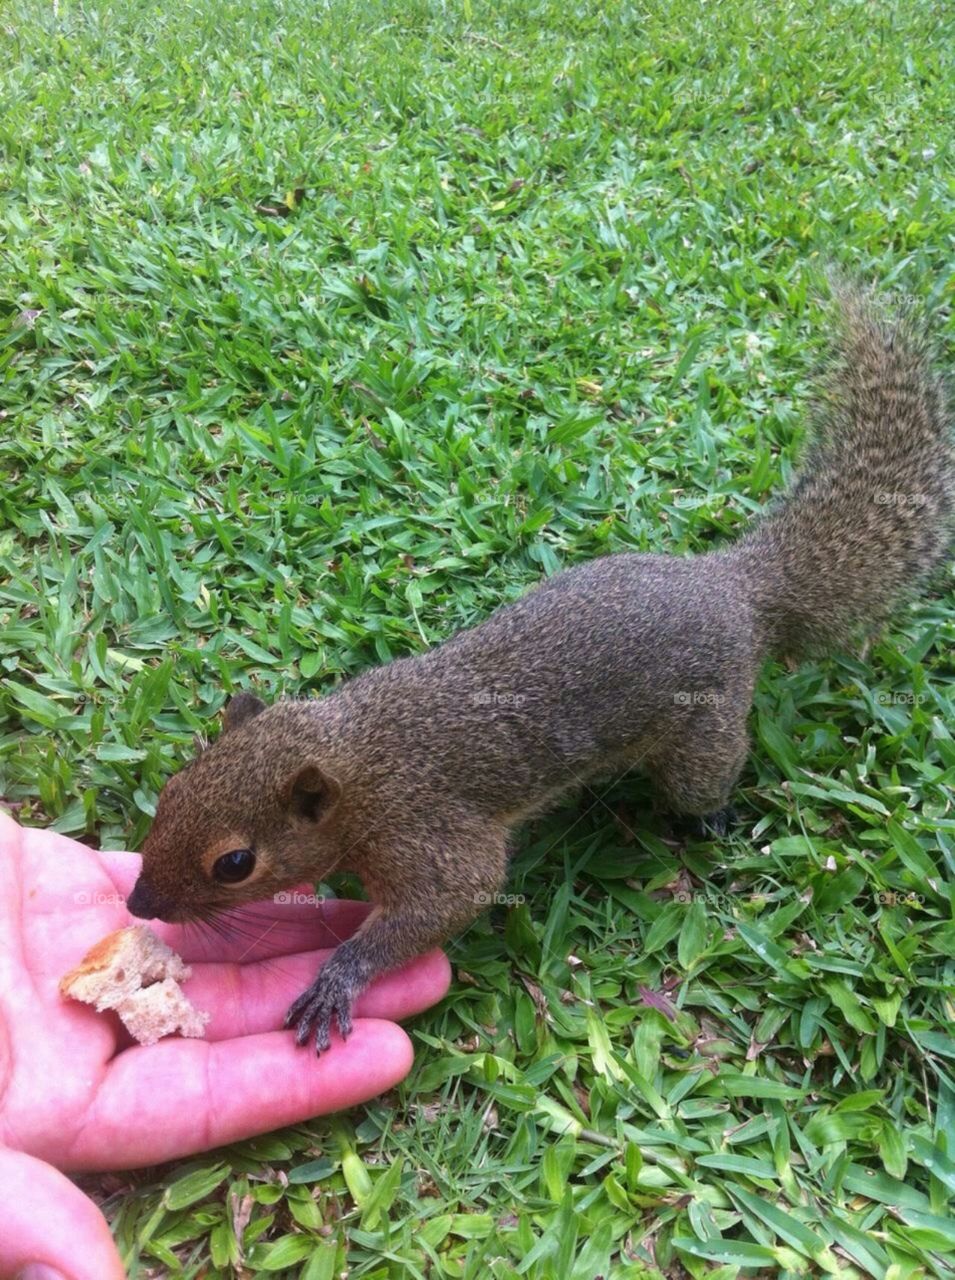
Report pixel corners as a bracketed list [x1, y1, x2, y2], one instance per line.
[2, 0, 954, 1274]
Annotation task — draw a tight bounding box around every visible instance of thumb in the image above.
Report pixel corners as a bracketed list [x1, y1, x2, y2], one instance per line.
[0, 1148, 125, 1280]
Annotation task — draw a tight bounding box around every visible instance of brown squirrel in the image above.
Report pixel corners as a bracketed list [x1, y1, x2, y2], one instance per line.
[127, 290, 953, 1052]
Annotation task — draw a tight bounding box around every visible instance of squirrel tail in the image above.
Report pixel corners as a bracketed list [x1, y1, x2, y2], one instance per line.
[736, 289, 953, 660]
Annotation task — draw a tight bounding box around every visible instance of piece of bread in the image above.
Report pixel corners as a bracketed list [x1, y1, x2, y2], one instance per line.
[60, 925, 209, 1045]
[59, 925, 190, 1008]
[115, 977, 209, 1046]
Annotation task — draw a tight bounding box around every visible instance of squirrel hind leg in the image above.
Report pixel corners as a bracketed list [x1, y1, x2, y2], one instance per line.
[645, 728, 749, 839]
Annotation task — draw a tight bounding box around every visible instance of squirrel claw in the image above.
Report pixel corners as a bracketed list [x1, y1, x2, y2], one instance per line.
[674, 805, 737, 840]
[285, 977, 354, 1055]
[701, 805, 737, 838]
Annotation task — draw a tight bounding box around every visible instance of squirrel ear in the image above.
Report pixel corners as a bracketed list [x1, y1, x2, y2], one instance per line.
[223, 692, 266, 734]
[283, 764, 342, 824]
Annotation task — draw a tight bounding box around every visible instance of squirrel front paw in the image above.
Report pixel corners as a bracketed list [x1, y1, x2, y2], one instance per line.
[284, 964, 357, 1054]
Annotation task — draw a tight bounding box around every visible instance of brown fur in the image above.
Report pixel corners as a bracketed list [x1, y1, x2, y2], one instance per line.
[128, 291, 953, 1051]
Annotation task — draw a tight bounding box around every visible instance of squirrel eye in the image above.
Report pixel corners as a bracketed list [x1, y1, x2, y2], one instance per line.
[212, 848, 256, 884]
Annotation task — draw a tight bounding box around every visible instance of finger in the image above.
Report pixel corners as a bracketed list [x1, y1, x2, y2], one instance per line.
[96, 848, 140, 895]
[0, 809, 22, 904]
[157, 899, 374, 962]
[66, 1020, 415, 1171]
[186, 947, 451, 1040]
[0, 1146, 125, 1280]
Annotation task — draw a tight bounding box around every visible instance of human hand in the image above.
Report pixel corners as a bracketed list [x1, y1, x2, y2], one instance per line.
[0, 810, 450, 1279]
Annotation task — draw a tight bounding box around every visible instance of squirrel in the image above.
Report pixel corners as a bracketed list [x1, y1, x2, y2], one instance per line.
[127, 289, 953, 1052]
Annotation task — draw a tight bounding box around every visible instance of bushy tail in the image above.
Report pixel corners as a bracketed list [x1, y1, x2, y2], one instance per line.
[738, 289, 953, 659]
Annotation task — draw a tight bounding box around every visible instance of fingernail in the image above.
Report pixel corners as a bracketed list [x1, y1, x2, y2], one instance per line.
[16, 1265, 69, 1280]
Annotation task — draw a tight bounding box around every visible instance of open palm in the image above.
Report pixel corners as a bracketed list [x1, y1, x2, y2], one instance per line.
[0, 809, 450, 1279]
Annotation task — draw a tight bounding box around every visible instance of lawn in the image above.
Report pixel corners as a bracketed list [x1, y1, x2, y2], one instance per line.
[1, 0, 954, 1275]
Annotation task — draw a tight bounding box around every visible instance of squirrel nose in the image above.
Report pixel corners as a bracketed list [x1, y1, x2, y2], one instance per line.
[126, 879, 179, 922]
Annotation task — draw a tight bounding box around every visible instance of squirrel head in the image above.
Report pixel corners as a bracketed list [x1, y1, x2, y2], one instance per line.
[127, 693, 344, 923]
